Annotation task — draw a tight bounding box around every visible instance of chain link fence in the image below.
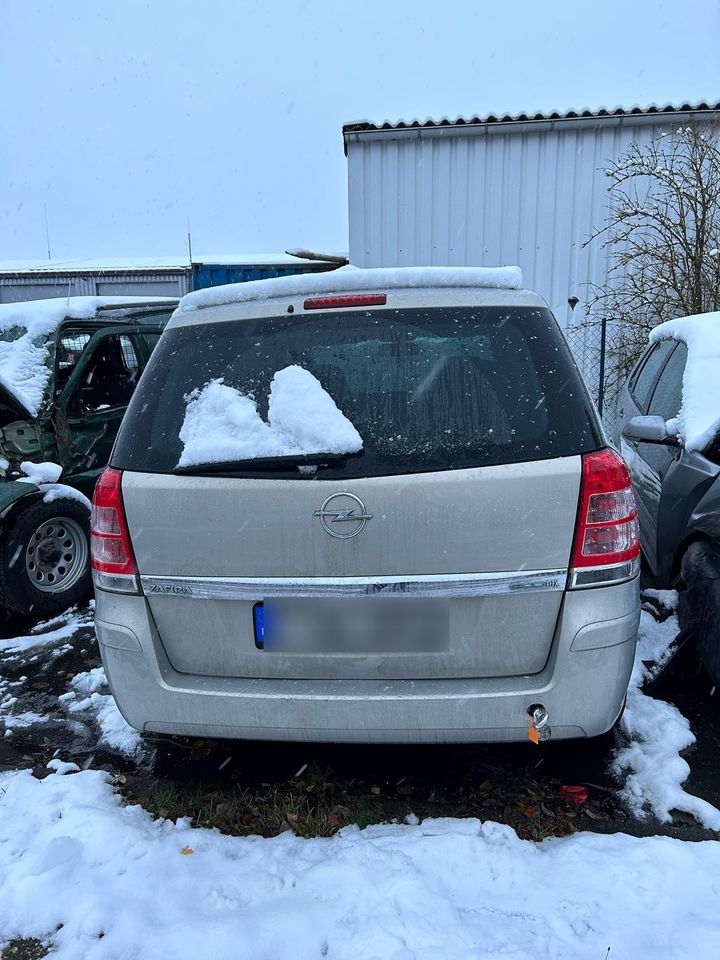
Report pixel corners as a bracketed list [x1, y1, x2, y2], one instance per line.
[564, 318, 626, 433]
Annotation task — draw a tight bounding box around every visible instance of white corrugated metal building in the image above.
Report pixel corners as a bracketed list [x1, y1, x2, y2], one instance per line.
[0, 254, 343, 303]
[0, 257, 190, 302]
[343, 101, 720, 328]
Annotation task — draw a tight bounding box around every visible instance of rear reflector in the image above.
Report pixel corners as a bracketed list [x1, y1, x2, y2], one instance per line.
[303, 294, 387, 310]
[570, 449, 640, 586]
[91, 468, 139, 592]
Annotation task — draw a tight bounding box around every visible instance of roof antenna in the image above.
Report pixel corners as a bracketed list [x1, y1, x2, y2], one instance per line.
[44, 203, 52, 261]
[187, 217, 193, 266]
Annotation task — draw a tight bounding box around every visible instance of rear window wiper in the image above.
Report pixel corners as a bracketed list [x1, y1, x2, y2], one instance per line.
[173, 452, 361, 474]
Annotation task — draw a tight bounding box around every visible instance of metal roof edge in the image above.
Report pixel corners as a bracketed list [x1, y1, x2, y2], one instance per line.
[0, 266, 190, 278]
[342, 101, 720, 151]
[0, 253, 348, 277]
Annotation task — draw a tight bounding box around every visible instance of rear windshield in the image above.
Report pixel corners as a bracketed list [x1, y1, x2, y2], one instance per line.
[111, 305, 602, 479]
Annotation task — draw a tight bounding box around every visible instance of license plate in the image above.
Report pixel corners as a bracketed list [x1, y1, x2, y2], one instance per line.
[253, 597, 448, 653]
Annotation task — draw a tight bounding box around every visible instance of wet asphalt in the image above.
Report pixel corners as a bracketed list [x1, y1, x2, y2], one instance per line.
[1, 597, 718, 842]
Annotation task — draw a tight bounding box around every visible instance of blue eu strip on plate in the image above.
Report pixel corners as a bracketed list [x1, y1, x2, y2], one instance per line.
[253, 603, 265, 649]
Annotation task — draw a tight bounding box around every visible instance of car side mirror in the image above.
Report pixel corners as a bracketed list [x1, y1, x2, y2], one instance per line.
[622, 415, 681, 446]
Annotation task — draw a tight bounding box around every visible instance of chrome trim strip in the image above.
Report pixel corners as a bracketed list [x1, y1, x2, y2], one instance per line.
[569, 557, 640, 589]
[140, 569, 567, 601]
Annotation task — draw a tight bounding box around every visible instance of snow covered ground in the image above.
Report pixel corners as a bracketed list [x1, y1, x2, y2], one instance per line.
[1, 768, 719, 959]
[1, 597, 719, 958]
[0, 606, 93, 659]
[1, 606, 139, 759]
[615, 607, 720, 830]
[59, 665, 142, 757]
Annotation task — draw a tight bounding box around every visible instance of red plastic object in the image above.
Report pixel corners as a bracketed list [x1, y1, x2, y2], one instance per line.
[560, 785, 589, 806]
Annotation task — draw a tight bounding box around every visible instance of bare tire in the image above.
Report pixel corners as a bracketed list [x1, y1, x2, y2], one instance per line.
[0, 498, 92, 618]
[677, 540, 720, 687]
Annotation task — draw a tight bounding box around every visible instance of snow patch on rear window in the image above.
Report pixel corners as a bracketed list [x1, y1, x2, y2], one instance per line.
[175, 264, 524, 315]
[177, 365, 363, 467]
[649, 310, 720, 450]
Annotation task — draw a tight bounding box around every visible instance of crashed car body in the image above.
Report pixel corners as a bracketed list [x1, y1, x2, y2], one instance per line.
[616, 310, 720, 685]
[0, 296, 176, 616]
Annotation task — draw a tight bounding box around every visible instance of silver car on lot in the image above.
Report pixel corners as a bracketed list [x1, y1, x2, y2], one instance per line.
[91, 268, 640, 743]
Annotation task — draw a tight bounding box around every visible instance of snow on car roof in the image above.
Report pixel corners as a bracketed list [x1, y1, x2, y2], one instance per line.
[649, 311, 720, 450]
[0, 296, 173, 418]
[174, 265, 524, 316]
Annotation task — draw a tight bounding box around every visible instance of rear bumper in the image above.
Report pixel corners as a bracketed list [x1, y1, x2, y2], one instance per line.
[95, 578, 639, 743]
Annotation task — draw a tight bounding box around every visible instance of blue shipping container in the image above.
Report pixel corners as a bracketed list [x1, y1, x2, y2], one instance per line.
[191, 261, 339, 290]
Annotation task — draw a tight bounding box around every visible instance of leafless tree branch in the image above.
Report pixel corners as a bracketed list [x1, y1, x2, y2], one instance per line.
[581, 121, 720, 398]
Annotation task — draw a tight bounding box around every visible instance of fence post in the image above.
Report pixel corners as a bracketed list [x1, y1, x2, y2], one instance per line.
[598, 317, 607, 418]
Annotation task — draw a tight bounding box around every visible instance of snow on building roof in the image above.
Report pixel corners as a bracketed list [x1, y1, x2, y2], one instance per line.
[174, 265, 524, 316]
[0, 257, 189, 275]
[0, 296, 173, 417]
[649, 311, 720, 451]
[342, 100, 720, 146]
[0, 253, 347, 275]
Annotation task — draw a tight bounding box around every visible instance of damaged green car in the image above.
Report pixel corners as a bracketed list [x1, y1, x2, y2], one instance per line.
[0, 296, 176, 617]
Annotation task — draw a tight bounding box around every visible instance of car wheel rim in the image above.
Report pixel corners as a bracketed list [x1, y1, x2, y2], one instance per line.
[24, 516, 88, 594]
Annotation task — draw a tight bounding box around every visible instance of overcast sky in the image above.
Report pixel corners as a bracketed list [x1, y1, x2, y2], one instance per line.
[1, 0, 719, 262]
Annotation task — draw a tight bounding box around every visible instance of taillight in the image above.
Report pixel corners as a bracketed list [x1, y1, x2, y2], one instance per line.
[303, 294, 387, 310]
[570, 449, 640, 588]
[91, 468, 139, 593]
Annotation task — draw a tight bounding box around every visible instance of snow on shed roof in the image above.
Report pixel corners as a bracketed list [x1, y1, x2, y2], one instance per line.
[0, 296, 174, 417]
[650, 311, 720, 451]
[174, 265, 524, 316]
[343, 101, 720, 146]
[0, 253, 347, 275]
[0, 257, 190, 275]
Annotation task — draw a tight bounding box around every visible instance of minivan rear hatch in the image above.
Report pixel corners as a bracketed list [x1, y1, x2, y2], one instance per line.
[113, 298, 602, 681]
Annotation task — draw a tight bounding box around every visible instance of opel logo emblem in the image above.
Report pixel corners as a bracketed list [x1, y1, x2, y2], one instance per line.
[314, 492, 373, 539]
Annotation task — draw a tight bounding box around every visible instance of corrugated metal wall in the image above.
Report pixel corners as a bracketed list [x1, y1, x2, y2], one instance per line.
[0, 272, 189, 303]
[346, 117, 706, 327]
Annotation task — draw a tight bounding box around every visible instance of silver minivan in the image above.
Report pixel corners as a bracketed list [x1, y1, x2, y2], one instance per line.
[91, 267, 640, 744]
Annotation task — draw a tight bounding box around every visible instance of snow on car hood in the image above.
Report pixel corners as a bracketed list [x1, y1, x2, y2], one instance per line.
[649, 310, 720, 451]
[177, 365, 363, 467]
[0, 296, 171, 418]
